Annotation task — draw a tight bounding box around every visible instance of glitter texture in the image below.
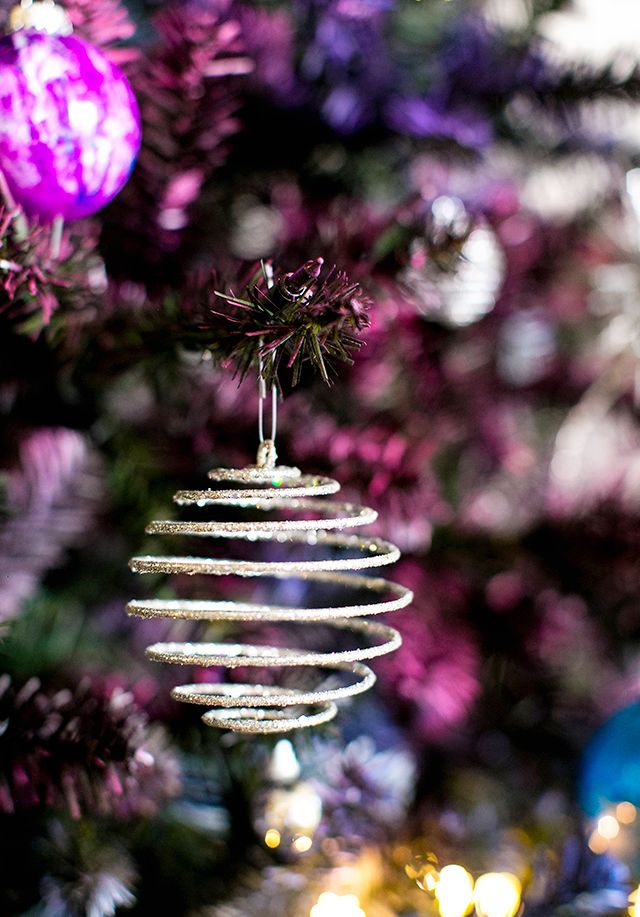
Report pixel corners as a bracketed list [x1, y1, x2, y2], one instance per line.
[0, 29, 141, 221]
[128, 463, 411, 734]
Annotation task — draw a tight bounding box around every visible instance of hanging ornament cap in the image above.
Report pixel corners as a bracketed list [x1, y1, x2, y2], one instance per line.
[256, 438, 277, 470]
[8, 0, 72, 35]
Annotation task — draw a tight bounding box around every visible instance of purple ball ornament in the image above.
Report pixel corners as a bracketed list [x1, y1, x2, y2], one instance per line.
[0, 4, 141, 222]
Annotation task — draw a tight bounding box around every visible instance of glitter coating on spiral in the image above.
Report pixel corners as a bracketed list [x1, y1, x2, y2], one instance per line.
[0, 30, 141, 222]
[128, 460, 411, 734]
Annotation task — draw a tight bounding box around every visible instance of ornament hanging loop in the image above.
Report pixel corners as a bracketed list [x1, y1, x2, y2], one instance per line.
[8, 0, 73, 35]
[257, 355, 278, 455]
[257, 264, 278, 465]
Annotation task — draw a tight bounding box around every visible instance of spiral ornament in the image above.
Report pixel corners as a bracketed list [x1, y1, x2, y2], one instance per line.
[128, 447, 412, 734]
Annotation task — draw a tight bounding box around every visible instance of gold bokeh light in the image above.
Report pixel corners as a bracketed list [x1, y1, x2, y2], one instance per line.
[310, 892, 365, 917]
[434, 864, 475, 917]
[474, 872, 522, 917]
[264, 828, 281, 849]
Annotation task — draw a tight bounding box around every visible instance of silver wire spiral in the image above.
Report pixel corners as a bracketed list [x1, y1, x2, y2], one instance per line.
[127, 445, 412, 734]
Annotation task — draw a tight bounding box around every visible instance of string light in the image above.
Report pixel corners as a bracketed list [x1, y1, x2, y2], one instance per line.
[310, 892, 365, 917]
[268, 739, 302, 784]
[588, 804, 637, 855]
[617, 802, 637, 825]
[259, 782, 322, 854]
[264, 828, 281, 849]
[287, 784, 323, 834]
[434, 864, 475, 917]
[588, 829, 609, 854]
[473, 872, 522, 917]
[292, 834, 313, 853]
[410, 856, 524, 917]
[597, 814, 620, 840]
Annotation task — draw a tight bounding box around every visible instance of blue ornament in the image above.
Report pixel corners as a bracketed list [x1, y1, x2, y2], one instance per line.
[580, 700, 640, 817]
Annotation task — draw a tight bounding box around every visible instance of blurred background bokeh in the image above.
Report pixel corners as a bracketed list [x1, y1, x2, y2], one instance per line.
[4, 0, 640, 914]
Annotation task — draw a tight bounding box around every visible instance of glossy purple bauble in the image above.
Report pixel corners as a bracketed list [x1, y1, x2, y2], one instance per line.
[0, 30, 141, 222]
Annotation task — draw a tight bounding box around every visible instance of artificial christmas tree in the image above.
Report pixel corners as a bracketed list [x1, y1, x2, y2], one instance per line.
[3, 0, 640, 914]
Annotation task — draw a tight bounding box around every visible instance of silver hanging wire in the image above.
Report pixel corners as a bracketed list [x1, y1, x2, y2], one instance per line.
[257, 351, 277, 445]
[256, 261, 278, 468]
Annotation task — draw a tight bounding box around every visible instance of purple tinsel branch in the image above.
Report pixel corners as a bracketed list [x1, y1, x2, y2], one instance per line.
[205, 257, 372, 386]
[0, 674, 181, 817]
[0, 428, 104, 625]
[0, 205, 105, 330]
[102, 1, 253, 285]
[0, 209, 67, 325]
[63, 0, 139, 65]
